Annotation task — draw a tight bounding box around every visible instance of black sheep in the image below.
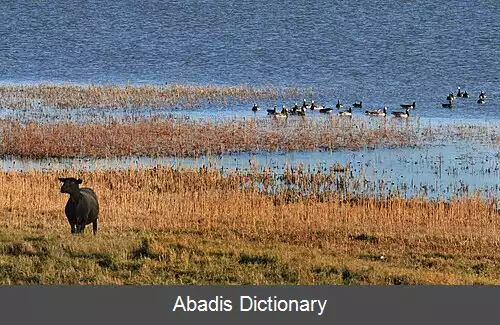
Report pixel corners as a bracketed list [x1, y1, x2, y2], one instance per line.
[59, 178, 99, 235]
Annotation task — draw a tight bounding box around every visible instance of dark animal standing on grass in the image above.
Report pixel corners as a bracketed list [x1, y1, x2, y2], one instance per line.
[59, 178, 99, 235]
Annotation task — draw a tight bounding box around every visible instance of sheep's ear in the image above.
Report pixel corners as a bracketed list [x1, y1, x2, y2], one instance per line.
[58, 178, 66, 182]
[76, 179, 83, 184]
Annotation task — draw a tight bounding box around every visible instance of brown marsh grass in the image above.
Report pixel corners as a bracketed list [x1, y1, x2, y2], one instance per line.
[0, 83, 298, 109]
[1, 115, 498, 158]
[0, 116, 440, 158]
[0, 166, 498, 284]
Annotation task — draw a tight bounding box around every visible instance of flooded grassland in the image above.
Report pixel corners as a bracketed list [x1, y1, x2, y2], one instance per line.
[0, 84, 498, 284]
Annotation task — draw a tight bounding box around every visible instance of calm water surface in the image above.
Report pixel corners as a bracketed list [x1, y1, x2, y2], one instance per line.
[0, 0, 498, 102]
[1, 143, 499, 200]
[0, 0, 499, 197]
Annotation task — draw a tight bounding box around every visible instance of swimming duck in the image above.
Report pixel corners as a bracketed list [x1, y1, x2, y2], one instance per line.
[391, 108, 410, 118]
[479, 91, 486, 99]
[463, 91, 469, 98]
[251, 104, 260, 112]
[400, 101, 416, 109]
[365, 107, 387, 116]
[335, 100, 343, 109]
[338, 107, 352, 116]
[267, 105, 277, 115]
[477, 97, 485, 104]
[353, 101, 363, 108]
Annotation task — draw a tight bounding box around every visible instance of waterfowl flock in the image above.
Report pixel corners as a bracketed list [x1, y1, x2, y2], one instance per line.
[442, 87, 486, 108]
[254, 99, 409, 119]
[252, 88, 489, 118]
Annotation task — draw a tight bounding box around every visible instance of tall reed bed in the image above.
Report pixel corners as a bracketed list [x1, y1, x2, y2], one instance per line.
[0, 166, 497, 251]
[0, 83, 298, 109]
[0, 116, 430, 158]
[0, 166, 498, 284]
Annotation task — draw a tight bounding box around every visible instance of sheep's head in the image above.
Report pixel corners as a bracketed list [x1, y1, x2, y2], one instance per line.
[59, 178, 83, 194]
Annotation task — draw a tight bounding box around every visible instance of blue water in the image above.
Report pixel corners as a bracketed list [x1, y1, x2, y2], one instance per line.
[1, 143, 499, 199]
[1, 1, 498, 98]
[0, 0, 499, 198]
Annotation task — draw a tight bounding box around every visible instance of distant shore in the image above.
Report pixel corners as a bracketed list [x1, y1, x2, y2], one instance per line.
[0, 83, 300, 109]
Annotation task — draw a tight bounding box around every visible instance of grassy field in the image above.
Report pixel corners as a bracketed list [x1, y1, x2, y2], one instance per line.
[0, 167, 498, 284]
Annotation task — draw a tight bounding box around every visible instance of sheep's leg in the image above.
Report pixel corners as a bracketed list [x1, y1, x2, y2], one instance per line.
[92, 220, 98, 235]
[70, 224, 76, 234]
[76, 224, 86, 234]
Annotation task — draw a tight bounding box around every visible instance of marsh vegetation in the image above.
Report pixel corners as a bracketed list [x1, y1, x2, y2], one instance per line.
[0, 83, 498, 284]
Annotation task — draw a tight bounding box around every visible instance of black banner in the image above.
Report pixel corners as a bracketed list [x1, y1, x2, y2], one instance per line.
[0, 286, 497, 324]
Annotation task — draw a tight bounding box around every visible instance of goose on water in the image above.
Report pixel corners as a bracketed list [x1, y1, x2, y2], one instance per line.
[297, 106, 306, 116]
[319, 107, 333, 114]
[335, 100, 343, 109]
[267, 105, 277, 115]
[307, 100, 324, 110]
[365, 107, 387, 116]
[353, 101, 363, 108]
[301, 99, 308, 109]
[442, 101, 453, 108]
[338, 107, 352, 116]
[275, 107, 288, 119]
[251, 104, 260, 112]
[391, 108, 410, 118]
[400, 101, 416, 109]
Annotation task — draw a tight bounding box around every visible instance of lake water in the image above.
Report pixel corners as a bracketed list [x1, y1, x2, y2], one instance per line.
[1, 142, 499, 200]
[1, 0, 498, 101]
[0, 0, 499, 198]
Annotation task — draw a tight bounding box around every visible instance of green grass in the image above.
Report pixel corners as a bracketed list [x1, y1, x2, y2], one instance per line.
[0, 229, 498, 285]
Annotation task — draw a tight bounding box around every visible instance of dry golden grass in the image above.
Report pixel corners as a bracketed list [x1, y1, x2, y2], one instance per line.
[0, 83, 297, 109]
[0, 167, 498, 284]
